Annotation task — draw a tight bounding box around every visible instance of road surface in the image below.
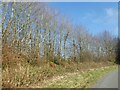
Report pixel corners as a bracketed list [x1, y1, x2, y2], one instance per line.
[93, 69, 119, 88]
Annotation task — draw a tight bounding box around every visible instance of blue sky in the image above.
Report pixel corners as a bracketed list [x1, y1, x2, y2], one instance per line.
[48, 2, 118, 37]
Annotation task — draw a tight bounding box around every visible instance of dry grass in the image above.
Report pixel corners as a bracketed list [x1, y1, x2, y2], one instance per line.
[2, 59, 115, 88]
[41, 65, 117, 88]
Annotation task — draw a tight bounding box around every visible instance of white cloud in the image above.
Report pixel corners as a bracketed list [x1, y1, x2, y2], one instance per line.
[105, 8, 118, 26]
[105, 8, 118, 18]
[105, 8, 114, 17]
[103, 8, 118, 36]
[80, 7, 118, 36]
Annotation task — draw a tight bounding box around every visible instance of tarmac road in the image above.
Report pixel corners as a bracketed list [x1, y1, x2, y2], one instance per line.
[93, 69, 119, 88]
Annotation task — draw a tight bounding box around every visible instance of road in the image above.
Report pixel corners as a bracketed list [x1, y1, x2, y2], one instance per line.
[93, 69, 119, 88]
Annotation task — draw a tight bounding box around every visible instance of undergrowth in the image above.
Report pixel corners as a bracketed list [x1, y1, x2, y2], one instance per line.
[2, 60, 117, 88]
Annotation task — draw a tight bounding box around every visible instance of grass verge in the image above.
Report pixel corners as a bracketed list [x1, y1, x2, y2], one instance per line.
[2, 61, 117, 88]
[41, 65, 118, 88]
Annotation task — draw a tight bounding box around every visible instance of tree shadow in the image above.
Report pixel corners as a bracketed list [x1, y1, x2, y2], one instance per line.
[115, 37, 120, 65]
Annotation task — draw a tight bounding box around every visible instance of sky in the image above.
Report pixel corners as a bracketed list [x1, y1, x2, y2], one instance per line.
[48, 2, 118, 37]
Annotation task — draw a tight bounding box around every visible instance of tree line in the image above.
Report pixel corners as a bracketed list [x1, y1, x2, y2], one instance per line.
[2, 2, 119, 66]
